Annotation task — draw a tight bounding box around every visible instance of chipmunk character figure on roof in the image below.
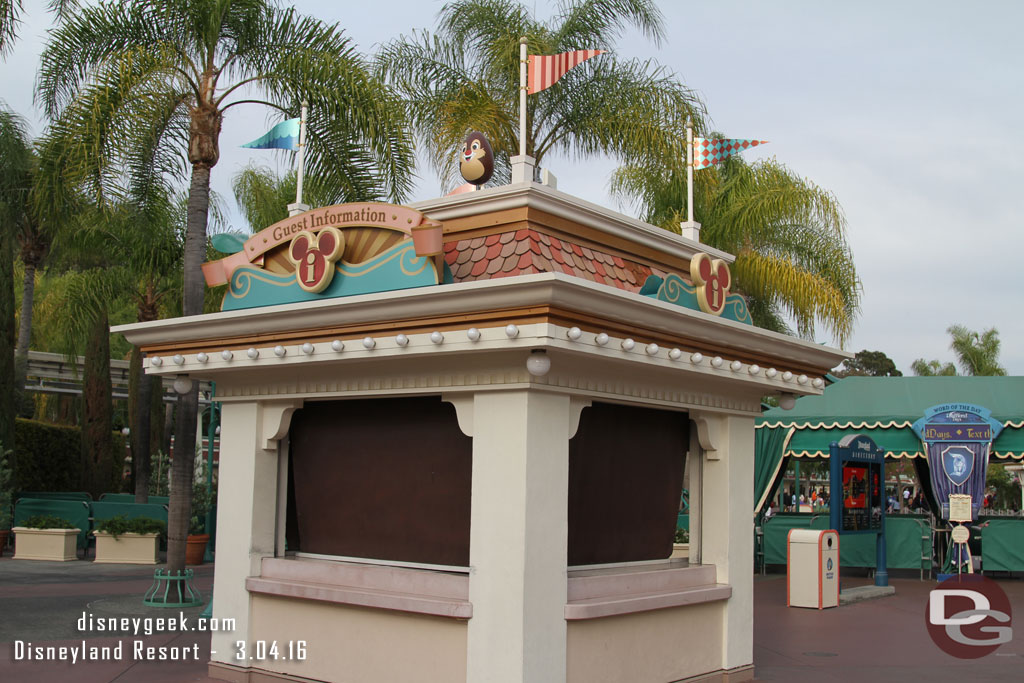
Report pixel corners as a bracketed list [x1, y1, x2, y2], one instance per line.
[459, 132, 494, 186]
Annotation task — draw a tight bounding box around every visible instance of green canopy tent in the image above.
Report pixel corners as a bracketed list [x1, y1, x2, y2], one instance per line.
[754, 377, 1024, 515]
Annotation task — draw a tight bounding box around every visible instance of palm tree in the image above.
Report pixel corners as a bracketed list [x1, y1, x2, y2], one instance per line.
[912, 324, 1006, 376]
[231, 163, 363, 232]
[0, 1, 76, 57]
[612, 153, 861, 345]
[0, 107, 31, 453]
[949, 324, 1006, 376]
[378, 0, 702, 190]
[37, 0, 415, 573]
[910, 359, 956, 376]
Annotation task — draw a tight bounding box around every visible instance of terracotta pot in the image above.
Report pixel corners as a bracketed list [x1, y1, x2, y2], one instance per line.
[185, 534, 210, 565]
[410, 223, 444, 257]
[0, 529, 8, 557]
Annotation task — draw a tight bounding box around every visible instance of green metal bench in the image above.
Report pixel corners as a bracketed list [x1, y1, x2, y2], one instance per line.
[99, 493, 170, 506]
[90, 501, 169, 526]
[13, 498, 92, 550]
[15, 491, 92, 502]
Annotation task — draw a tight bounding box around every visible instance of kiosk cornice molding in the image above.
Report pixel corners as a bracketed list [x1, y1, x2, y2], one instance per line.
[114, 275, 847, 377]
[213, 369, 760, 416]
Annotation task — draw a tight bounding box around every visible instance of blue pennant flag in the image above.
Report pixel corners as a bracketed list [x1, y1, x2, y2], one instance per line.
[241, 118, 300, 150]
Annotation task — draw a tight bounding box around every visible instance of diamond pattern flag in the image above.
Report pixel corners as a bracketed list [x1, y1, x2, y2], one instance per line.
[693, 138, 768, 168]
[527, 49, 604, 94]
[241, 118, 301, 151]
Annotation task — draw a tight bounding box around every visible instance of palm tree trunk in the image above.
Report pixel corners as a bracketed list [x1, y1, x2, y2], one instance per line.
[167, 390, 198, 576]
[81, 308, 114, 499]
[131, 289, 161, 503]
[15, 259, 36, 356]
[0, 222, 16, 454]
[166, 162, 213, 574]
[130, 346, 153, 503]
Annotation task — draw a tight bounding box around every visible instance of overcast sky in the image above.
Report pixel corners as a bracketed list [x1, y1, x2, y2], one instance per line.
[3, 1, 1021, 374]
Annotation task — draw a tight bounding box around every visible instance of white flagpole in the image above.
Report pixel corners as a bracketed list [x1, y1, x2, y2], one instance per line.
[295, 101, 308, 207]
[686, 116, 694, 224]
[680, 116, 701, 242]
[519, 37, 527, 157]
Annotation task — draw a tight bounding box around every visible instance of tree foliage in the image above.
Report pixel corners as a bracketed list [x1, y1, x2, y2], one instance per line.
[910, 358, 956, 376]
[911, 324, 1006, 376]
[613, 152, 861, 345]
[0, 0, 77, 57]
[37, 0, 415, 575]
[0, 106, 30, 452]
[231, 164, 366, 233]
[834, 350, 902, 377]
[379, 0, 702, 190]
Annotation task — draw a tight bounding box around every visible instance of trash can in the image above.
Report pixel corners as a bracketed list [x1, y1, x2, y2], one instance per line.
[787, 528, 839, 609]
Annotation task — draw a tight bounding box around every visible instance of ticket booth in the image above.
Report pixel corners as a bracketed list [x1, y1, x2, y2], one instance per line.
[116, 180, 846, 683]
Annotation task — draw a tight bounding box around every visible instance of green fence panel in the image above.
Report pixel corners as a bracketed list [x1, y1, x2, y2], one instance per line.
[982, 519, 1024, 572]
[763, 515, 817, 565]
[809, 516, 930, 569]
[763, 515, 930, 570]
[98, 493, 170, 506]
[676, 513, 689, 532]
[90, 501, 169, 528]
[15, 491, 92, 502]
[13, 498, 92, 550]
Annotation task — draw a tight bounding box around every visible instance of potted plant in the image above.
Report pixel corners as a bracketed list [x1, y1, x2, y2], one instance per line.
[13, 514, 80, 561]
[93, 515, 165, 564]
[0, 443, 12, 557]
[186, 478, 213, 565]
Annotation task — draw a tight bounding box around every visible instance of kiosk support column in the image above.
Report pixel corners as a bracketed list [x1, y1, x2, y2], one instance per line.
[700, 413, 755, 672]
[465, 389, 571, 683]
[209, 400, 290, 667]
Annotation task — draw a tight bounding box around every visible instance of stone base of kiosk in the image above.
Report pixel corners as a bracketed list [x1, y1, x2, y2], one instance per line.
[208, 556, 739, 683]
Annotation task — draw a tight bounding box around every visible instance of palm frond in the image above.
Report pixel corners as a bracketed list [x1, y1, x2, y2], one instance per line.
[553, 0, 665, 47]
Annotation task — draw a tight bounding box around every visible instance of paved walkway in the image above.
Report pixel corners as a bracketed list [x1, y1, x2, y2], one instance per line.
[754, 572, 1024, 681]
[1, 553, 1021, 682]
[0, 554, 217, 683]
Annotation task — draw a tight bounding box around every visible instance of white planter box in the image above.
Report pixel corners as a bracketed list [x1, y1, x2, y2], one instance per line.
[93, 531, 160, 564]
[670, 543, 689, 560]
[13, 527, 79, 561]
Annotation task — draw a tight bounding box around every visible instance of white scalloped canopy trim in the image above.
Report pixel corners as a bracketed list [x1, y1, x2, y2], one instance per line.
[784, 450, 923, 459]
[759, 419, 1022, 431]
[758, 420, 914, 430]
[783, 450, 1024, 460]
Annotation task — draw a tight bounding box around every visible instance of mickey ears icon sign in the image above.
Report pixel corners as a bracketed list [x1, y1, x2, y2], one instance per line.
[690, 253, 731, 316]
[287, 227, 345, 293]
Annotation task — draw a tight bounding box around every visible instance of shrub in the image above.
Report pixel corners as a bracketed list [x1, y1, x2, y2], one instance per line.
[21, 514, 76, 530]
[0, 442, 12, 529]
[95, 514, 166, 540]
[674, 527, 690, 544]
[12, 418, 127, 497]
[13, 419, 79, 492]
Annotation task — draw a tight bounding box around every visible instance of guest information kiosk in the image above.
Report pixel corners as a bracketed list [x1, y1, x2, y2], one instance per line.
[115, 178, 847, 683]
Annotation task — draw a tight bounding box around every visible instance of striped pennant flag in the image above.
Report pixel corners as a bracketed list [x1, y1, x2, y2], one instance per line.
[527, 49, 605, 94]
[693, 138, 768, 168]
